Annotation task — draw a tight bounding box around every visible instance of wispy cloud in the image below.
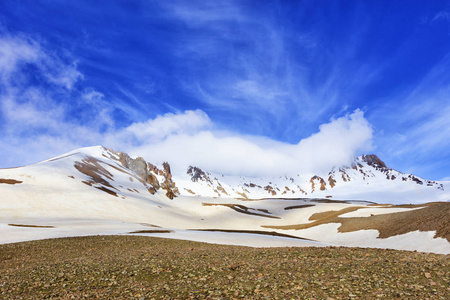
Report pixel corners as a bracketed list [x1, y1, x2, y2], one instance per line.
[371, 53, 450, 179]
[0, 33, 108, 166]
[0, 34, 82, 89]
[157, 1, 385, 142]
[160, 0, 244, 27]
[432, 11, 450, 22]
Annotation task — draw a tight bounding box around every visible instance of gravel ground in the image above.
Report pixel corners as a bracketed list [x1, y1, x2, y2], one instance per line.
[0, 235, 449, 299]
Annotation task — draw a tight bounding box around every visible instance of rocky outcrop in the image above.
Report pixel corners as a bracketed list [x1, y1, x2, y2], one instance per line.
[235, 191, 248, 199]
[146, 173, 160, 190]
[264, 185, 277, 196]
[244, 183, 262, 188]
[358, 155, 442, 189]
[362, 154, 387, 169]
[187, 166, 213, 184]
[118, 153, 148, 181]
[340, 169, 351, 182]
[217, 185, 229, 196]
[112, 151, 179, 199]
[328, 175, 336, 188]
[310, 176, 326, 192]
[104, 148, 444, 199]
[161, 162, 179, 199]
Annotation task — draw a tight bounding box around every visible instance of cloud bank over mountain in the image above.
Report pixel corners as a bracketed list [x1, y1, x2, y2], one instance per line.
[116, 109, 372, 176]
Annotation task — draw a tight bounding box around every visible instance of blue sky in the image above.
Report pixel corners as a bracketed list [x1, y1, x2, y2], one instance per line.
[1, 1, 450, 179]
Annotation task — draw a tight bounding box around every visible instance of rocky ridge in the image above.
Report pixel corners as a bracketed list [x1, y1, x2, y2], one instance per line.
[108, 149, 180, 199]
[178, 153, 445, 200]
[67, 147, 447, 202]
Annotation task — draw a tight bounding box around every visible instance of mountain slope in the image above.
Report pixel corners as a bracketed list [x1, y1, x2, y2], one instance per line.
[0, 146, 449, 254]
[175, 154, 447, 204]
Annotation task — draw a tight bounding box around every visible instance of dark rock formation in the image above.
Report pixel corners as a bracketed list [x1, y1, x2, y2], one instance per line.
[146, 173, 160, 189]
[362, 154, 387, 169]
[328, 176, 336, 188]
[187, 166, 212, 184]
[264, 185, 277, 196]
[310, 176, 326, 192]
[113, 151, 178, 199]
[161, 161, 179, 199]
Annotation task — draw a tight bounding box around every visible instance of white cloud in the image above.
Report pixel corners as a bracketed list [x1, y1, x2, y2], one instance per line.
[0, 34, 107, 167]
[0, 32, 374, 177]
[115, 109, 373, 177]
[293, 109, 373, 172]
[80, 90, 115, 129]
[104, 109, 212, 147]
[1, 91, 65, 132]
[0, 35, 40, 81]
[43, 61, 82, 90]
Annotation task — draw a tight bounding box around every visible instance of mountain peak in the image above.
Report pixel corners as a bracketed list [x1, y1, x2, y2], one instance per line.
[361, 154, 387, 169]
[20, 146, 447, 203]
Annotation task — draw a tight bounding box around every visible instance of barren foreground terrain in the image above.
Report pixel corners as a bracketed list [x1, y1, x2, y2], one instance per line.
[0, 236, 449, 299]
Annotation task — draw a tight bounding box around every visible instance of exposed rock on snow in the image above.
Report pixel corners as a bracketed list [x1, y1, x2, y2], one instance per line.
[361, 154, 387, 168]
[74, 156, 119, 197]
[0, 145, 449, 254]
[187, 166, 210, 183]
[110, 149, 179, 199]
[175, 153, 447, 203]
[0, 178, 22, 184]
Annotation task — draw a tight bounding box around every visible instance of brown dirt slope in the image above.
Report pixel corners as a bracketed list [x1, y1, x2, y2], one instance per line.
[0, 179, 22, 184]
[264, 202, 450, 241]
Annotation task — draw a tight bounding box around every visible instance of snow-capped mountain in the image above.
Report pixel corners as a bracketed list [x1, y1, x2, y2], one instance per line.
[175, 154, 446, 204]
[81, 146, 446, 204]
[0, 146, 449, 254]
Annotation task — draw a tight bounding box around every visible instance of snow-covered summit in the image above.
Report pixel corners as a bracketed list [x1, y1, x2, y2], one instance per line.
[2, 146, 448, 204]
[176, 153, 448, 204]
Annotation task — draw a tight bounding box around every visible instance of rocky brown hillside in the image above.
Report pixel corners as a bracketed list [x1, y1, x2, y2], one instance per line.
[0, 236, 448, 299]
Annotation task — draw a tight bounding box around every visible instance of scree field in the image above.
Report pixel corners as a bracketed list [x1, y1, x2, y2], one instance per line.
[0, 235, 449, 299]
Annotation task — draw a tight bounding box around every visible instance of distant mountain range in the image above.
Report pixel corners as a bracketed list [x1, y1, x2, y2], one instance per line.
[98, 146, 447, 204]
[0, 146, 448, 253]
